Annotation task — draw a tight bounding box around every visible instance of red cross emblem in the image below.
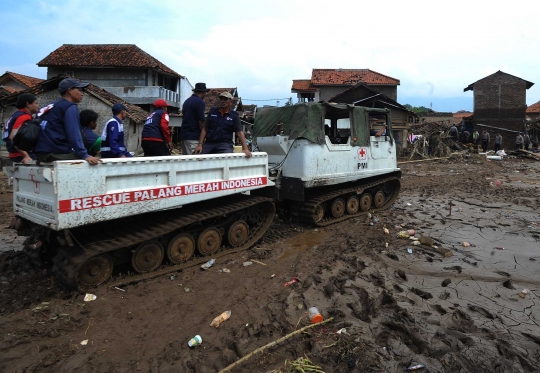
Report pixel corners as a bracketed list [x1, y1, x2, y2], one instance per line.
[358, 147, 367, 160]
[29, 169, 40, 194]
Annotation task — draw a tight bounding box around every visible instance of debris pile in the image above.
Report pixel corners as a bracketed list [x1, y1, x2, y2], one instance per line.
[406, 121, 468, 159]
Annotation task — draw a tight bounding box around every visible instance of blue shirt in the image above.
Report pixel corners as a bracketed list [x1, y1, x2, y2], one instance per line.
[34, 98, 89, 159]
[180, 94, 206, 140]
[101, 116, 132, 158]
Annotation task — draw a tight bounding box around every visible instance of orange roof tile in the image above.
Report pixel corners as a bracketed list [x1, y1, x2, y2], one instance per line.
[1, 85, 20, 94]
[526, 101, 540, 113]
[453, 112, 473, 119]
[311, 69, 400, 86]
[38, 44, 183, 77]
[203, 88, 240, 112]
[6, 71, 43, 88]
[291, 79, 317, 92]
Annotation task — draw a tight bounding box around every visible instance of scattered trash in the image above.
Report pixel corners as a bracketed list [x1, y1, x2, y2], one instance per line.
[412, 241, 420, 246]
[496, 150, 507, 156]
[221, 268, 231, 273]
[486, 156, 502, 161]
[373, 217, 380, 223]
[84, 294, 97, 302]
[494, 247, 505, 250]
[201, 259, 216, 270]
[462, 242, 475, 247]
[407, 248, 413, 254]
[188, 335, 202, 347]
[170, 275, 175, 280]
[80, 339, 89, 346]
[251, 259, 267, 266]
[297, 304, 304, 310]
[519, 289, 530, 298]
[336, 328, 347, 334]
[406, 203, 412, 206]
[284, 278, 300, 287]
[397, 229, 416, 238]
[113, 287, 125, 292]
[243, 261, 253, 267]
[184, 287, 190, 292]
[308, 307, 323, 323]
[419, 235, 435, 246]
[270, 274, 276, 278]
[409, 236, 419, 241]
[385, 242, 389, 248]
[210, 310, 231, 328]
[367, 213, 372, 218]
[406, 364, 425, 371]
[383, 227, 389, 234]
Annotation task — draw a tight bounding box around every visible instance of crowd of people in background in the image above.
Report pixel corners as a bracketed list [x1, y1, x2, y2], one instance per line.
[447, 123, 536, 153]
[2, 78, 252, 166]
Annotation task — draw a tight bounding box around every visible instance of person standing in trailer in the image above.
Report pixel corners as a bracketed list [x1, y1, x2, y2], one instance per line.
[101, 103, 132, 158]
[180, 82, 209, 155]
[3, 93, 39, 164]
[141, 99, 172, 156]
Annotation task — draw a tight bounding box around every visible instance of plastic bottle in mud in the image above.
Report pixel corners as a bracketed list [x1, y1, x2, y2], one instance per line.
[201, 259, 215, 270]
[308, 307, 323, 323]
[188, 335, 202, 347]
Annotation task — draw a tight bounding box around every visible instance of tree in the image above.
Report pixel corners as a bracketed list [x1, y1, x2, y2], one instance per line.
[403, 104, 433, 114]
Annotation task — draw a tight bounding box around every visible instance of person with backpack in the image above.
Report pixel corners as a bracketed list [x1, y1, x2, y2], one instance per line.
[79, 109, 101, 157]
[34, 78, 101, 165]
[141, 99, 172, 156]
[101, 103, 132, 158]
[3, 93, 39, 164]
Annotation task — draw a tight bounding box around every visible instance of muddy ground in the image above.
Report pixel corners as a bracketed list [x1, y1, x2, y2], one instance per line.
[0, 154, 539, 373]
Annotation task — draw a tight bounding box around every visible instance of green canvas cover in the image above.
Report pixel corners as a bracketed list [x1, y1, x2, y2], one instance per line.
[254, 102, 327, 144]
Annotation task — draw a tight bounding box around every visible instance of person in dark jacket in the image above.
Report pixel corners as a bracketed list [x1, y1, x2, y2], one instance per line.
[481, 130, 490, 153]
[33, 78, 101, 165]
[180, 82, 208, 155]
[3, 93, 39, 164]
[79, 109, 101, 157]
[141, 99, 172, 156]
[193, 92, 251, 157]
[101, 103, 132, 158]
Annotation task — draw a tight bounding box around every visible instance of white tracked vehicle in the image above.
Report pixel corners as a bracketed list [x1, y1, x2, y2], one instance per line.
[4, 102, 400, 289]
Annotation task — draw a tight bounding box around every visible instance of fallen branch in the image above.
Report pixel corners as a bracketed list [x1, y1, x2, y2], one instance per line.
[398, 157, 449, 164]
[218, 317, 334, 373]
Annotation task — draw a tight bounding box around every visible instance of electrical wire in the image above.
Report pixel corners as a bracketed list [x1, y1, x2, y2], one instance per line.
[242, 98, 291, 102]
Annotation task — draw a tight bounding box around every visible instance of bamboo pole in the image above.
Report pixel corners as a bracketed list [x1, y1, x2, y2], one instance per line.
[218, 317, 334, 373]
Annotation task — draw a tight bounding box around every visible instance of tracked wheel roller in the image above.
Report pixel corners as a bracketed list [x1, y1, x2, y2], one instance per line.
[331, 198, 345, 218]
[360, 193, 372, 212]
[312, 204, 325, 224]
[374, 191, 386, 209]
[132, 241, 164, 273]
[197, 228, 222, 255]
[167, 233, 195, 264]
[78, 253, 114, 287]
[228, 221, 249, 247]
[346, 195, 360, 215]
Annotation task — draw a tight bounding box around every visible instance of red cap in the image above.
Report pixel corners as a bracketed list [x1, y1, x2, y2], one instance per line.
[311, 314, 323, 323]
[154, 99, 168, 107]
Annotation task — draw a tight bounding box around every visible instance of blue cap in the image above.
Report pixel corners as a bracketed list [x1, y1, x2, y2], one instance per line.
[112, 103, 128, 114]
[58, 78, 89, 94]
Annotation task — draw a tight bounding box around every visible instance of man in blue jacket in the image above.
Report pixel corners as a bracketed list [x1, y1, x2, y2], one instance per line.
[34, 78, 101, 165]
[101, 103, 132, 158]
[180, 82, 208, 155]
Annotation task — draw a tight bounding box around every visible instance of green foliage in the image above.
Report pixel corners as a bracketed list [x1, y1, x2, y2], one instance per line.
[403, 104, 432, 114]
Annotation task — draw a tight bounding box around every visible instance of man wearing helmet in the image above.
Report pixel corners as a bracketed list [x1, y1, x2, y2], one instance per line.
[141, 99, 173, 156]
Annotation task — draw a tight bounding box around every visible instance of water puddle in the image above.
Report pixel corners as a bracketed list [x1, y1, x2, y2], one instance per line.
[277, 230, 326, 261]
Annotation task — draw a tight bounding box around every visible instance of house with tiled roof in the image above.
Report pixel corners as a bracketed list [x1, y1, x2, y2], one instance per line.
[464, 70, 534, 147]
[526, 101, 540, 119]
[0, 71, 44, 97]
[38, 44, 192, 111]
[292, 69, 400, 103]
[0, 76, 149, 156]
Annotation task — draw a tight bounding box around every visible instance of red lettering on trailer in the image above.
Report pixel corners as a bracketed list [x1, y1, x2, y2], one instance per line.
[58, 177, 267, 213]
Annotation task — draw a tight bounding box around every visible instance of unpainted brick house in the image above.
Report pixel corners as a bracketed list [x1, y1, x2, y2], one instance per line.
[292, 69, 400, 103]
[464, 71, 533, 147]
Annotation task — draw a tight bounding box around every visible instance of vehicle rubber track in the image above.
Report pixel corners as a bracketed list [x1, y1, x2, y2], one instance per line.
[290, 175, 400, 226]
[52, 195, 275, 290]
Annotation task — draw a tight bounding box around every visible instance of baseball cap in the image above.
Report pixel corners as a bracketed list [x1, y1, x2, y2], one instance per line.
[153, 99, 168, 107]
[112, 103, 128, 113]
[219, 92, 233, 100]
[58, 78, 89, 93]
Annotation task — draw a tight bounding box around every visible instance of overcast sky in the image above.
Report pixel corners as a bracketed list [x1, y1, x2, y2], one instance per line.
[1, 0, 539, 112]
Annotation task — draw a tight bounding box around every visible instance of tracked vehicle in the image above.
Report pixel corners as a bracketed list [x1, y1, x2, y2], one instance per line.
[4, 102, 400, 289]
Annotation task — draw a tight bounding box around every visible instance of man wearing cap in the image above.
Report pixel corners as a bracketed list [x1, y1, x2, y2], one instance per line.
[141, 99, 172, 156]
[194, 91, 251, 158]
[180, 82, 209, 155]
[101, 103, 132, 158]
[34, 78, 101, 165]
[3, 93, 39, 164]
